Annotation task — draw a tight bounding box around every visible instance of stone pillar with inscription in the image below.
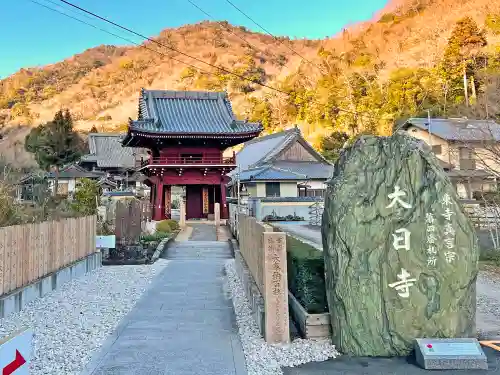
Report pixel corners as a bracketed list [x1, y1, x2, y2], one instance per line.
[263, 231, 290, 344]
[322, 134, 478, 357]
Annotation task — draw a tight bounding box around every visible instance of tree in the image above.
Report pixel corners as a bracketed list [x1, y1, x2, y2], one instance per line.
[319, 131, 350, 162]
[439, 17, 487, 107]
[89, 125, 98, 133]
[71, 178, 100, 215]
[25, 109, 83, 196]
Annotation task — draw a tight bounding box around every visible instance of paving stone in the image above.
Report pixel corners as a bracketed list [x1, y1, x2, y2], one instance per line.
[88, 237, 244, 375]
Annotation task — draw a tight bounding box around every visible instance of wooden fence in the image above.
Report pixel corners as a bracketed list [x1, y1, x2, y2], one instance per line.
[0, 215, 97, 296]
[238, 214, 289, 343]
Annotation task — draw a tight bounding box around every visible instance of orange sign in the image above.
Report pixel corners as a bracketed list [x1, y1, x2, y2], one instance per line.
[480, 341, 500, 352]
[164, 187, 171, 218]
[202, 187, 209, 214]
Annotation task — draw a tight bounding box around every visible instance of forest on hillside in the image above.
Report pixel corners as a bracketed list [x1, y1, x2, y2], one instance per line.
[0, 0, 499, 166]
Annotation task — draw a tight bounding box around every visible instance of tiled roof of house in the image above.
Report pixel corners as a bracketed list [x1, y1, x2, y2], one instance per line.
[84, 133, 145, 168]
[231, 128, 298, 173]
[130, 89, 262, 135]
[402, 118, 500, 141]
[229, 127, 332, 181]
[47, 164, 105, 179]
[272, 161, 334, 179]
[237, 166, 307, 182]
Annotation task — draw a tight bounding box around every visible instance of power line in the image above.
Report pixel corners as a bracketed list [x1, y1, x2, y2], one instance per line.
[27, 0, 377, 120]
[184, 0, 292, 71]
[27, 0, 218, 77]
[223, 0, 325, 74]
[57, 0, 289, 94]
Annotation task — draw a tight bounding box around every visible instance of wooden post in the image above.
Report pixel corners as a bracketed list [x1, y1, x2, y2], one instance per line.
[262, 231, 290, 344]
[153, 182, 164, 221]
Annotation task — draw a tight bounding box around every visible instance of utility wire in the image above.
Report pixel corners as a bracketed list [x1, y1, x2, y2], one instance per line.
[27, 0, 376, 120]
[184, 0, 292, 71]
[57, 0, 289, 94]
[27, 0, 218, 77]
[223, 0, 325, 74]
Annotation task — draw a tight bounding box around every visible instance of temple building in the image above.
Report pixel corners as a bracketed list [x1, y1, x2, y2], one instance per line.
[122, 89, 262, 221]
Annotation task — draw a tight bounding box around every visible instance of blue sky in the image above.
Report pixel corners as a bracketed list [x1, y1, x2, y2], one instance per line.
[1, 0, 388, 78]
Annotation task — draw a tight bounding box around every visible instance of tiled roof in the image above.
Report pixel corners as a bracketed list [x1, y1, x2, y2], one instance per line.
[85, 133, 146, 168]
[402, 118, 500, 141]
[47, 164, 105, 179]
[238, 166, 307, 182]
[231, 129, 297, 174]
[272, 161, 334, 179]
[131, 89, 262, 135]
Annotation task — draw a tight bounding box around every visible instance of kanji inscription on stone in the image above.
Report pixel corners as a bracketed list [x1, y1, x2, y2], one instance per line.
[263, 232, 289, 344]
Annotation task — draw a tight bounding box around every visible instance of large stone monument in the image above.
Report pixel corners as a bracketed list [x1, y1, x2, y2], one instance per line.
[322, 134, 479, 357]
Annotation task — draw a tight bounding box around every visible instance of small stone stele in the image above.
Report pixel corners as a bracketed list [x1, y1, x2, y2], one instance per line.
[414, 338, 488, 370]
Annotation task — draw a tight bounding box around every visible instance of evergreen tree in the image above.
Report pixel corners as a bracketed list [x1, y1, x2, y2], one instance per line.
[25, 109, 83, 196]
[439, 17, 487, 106]
[89, 125, 99, 133]
[319, 131, 350, 162]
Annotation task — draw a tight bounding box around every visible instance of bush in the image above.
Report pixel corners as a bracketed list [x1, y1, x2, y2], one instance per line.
[155, 220, 172, 234]
[141, 231, 170, 242]
[164, 219, 180, 231]
[286, 235, 328, 314]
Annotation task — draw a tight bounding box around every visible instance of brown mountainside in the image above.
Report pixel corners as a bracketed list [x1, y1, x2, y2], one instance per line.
[1, 0, 500, 167]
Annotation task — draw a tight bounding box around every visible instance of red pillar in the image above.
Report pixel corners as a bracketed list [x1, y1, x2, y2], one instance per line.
[164, 185, 171, 219]
[220, 181, 228, 219]
[153, 181, 164, 221]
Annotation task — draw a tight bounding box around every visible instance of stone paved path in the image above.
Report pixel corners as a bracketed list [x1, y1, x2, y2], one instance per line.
[81, 230, 246, 375]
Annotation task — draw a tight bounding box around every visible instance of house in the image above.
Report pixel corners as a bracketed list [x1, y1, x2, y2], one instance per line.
[16, 164, 117, 201]
[228, 127, 334, 199]
[79, 133, 149, 192]
[400, 117, 500, 199]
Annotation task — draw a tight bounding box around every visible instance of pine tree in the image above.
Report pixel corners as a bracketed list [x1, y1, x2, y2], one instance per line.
[439, 17, 487, 106]
[25, 109, 83, 196]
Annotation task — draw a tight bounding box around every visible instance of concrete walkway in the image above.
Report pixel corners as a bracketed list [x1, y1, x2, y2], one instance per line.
[82, 226, 246, 375]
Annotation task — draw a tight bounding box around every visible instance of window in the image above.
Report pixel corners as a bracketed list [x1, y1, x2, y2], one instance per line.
[265, 182, 280, 197]
[431, 145, 442, 155]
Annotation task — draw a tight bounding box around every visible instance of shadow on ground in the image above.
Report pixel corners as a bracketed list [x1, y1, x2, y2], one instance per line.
[283, 347, 500, 375]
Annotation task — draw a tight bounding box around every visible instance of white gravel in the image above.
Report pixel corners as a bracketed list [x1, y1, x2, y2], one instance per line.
[0, 260, 169, 375]
[224, 259, 339, 375]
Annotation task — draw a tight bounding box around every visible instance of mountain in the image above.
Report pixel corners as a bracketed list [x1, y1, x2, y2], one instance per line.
[1, 0, 500, 168]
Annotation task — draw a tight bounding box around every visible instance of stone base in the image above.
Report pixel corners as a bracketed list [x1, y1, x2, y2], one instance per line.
[414, 338, 488, 370]
[0, 252, 102, 319]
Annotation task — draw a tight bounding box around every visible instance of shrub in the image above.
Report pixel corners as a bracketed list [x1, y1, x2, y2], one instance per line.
[141, 231, 170, 242]
[164, 219, 180, 231]
[155, 220, 173, 233]
[285, 235, 328, 314]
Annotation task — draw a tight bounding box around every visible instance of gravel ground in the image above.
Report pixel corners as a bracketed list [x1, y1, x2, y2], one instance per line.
[477, 266, 500, 338]
[224, 259, 339, 375]
[0, 260, 169, 375]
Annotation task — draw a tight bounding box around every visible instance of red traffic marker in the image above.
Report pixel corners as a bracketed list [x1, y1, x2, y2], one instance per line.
[3, 350, 26, 375]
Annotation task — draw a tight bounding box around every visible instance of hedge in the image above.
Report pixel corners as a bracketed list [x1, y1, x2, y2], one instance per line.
[285, 235, 328, 314]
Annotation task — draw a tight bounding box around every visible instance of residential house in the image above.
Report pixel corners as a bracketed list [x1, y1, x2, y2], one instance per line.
[79, 133, 149, 193]
[228, 127, 334, 199]
[16, 164, 117, 201]
[400, 117, 500, 199]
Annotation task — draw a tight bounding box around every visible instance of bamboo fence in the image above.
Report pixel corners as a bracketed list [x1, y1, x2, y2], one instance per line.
[0, 215, 97, 296]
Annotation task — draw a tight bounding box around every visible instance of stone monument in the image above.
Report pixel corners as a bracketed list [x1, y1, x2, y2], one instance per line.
[321, 133, 479, 357]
